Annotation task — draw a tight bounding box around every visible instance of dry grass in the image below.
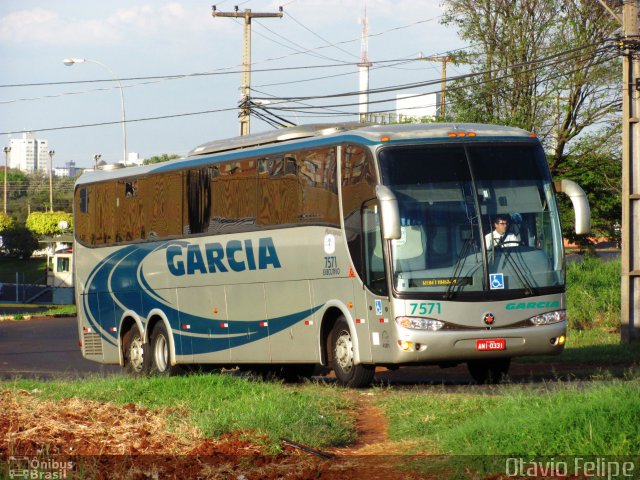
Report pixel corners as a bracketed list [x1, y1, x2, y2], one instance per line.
[1, 389, 205, 456]
[1, 389, 421, 480]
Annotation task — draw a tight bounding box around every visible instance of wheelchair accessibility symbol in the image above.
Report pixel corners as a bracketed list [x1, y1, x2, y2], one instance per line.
[490, 273, 505, 290]
[375, 299, 383, 315]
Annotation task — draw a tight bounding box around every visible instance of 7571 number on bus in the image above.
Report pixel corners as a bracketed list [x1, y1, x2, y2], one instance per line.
[408, 302, 441, 315]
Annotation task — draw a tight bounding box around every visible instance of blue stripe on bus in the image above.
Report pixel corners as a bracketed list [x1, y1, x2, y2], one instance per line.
[83, 241, 324, 355]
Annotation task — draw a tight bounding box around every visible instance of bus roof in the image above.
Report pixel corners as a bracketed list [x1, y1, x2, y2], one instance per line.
[75, 122, 535, 186]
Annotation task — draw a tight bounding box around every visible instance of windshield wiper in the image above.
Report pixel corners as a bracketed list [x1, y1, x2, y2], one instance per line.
[498, 247, 537, 296]
[443, 234, 478, 300]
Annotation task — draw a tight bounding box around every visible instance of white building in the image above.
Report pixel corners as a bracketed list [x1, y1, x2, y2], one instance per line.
[54, 161, 85, 178]
[395, 93, 439, 121]
[127, 152, 143, 166]
[8, 132, 50, 174]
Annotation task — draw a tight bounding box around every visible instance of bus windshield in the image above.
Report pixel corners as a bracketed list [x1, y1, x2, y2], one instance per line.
[378, 142, 564, 297]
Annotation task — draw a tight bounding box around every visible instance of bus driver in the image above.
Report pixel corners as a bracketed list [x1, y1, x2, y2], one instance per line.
[485, 215, 520, 249]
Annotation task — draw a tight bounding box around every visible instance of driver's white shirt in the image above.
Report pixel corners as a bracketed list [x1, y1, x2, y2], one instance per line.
[485, 230, 519, 249]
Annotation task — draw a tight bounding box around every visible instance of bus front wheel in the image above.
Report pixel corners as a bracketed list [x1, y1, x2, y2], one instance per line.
[467, 358, 511, 384]
[123, 326, 149, 376]
[150, 322, 182, 376]
[331, 317, 375, 388]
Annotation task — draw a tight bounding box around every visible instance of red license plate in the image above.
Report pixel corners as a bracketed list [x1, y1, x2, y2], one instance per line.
[476, 338, 506, 351]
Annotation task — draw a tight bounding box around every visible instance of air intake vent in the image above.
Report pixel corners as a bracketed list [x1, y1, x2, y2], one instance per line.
[83, 332, 103, 357]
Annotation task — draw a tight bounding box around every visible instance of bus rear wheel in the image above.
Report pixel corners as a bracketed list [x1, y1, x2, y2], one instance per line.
[123, 326, 149, 376]
[150, 322, 182, 376]
[331, 317, 375, 388]
[467, 358, 511, 384]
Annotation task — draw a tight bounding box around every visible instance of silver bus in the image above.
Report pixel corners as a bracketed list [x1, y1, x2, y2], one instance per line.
[74, 123, 590, 387]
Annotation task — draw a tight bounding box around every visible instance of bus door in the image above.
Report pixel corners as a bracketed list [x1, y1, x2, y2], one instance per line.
[360, 200, 391, 361]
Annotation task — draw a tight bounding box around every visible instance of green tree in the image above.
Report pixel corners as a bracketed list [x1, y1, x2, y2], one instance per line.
[0, 169, 29, 200]
[0, 212, 16, 233]
[25, 211, 73, 237]
[442, 0, 619, 175]
[144, 154, 180, 165]
[555, 127, 622, 242]
[2, 226, 40, 258]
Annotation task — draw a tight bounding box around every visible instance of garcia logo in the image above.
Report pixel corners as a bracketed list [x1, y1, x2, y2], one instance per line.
[166, 237, 281, 276]
[506, 301, 560, 310]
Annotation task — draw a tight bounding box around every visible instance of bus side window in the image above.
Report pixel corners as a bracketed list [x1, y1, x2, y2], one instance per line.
[210, 159, 258, 233]
[299, 147, 339, 226]
[75, 186, 92, 245]
[79, 187, 89, 213]
[257, 155, 300, 226]
[186, 168, 212, 234]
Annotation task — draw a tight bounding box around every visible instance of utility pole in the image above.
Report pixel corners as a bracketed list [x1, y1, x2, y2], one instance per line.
[212, 6, 283, 136]
[603, 0, 640, 343]
[358, 8, 372, 123]
[620, 0, 640, 343]
[3, 146, 10, 214]
[48, 150, 55, 213]
[418, 54, 453, 118]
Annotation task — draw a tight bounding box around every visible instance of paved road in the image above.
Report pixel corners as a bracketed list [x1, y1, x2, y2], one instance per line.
[0, 316, 624, 385]
[0, 316, 121, 380]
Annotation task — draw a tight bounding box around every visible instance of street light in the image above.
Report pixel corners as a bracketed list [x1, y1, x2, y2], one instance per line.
[63, 58, 128, 165]
[48, 150, 55, 212]
[3, 146, 10, 214]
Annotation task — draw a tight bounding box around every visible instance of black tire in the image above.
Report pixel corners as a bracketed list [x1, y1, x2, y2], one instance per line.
[467, 358, 511, 384]
[123, 325, 149, 376]
[331, 316, 375, 388]
[150, 322, 182, 376]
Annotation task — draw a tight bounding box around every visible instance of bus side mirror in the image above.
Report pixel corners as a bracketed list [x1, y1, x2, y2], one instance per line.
[375, 185, 401, 240]
[554, 179, 591, 235]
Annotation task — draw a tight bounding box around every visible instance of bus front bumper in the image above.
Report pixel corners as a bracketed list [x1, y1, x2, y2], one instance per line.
[382, 321, 567, 364]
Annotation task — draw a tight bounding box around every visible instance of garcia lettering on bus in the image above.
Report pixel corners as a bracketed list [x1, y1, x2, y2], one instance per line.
[505, 301, 560, 310]
[166, 237, 281, 276]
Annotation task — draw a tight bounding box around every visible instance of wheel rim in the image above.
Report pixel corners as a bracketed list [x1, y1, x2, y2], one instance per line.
[154, 334, 168, 372]
[129, 334, 144, 373]
[335, 329, 354, 373]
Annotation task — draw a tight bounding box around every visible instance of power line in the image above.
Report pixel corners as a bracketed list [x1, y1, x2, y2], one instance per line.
[0, 61, 360, 89]
[0, 57, 433, 104]
[252, 58, 418, 88]
[0, 42, 617, 136]
[253, 41, 615, 103]
[252, 18, 346, 63]
[0, 16, 445, 90]
[286, 11, 359, 60]
[258, 46, 618, 114]
[0, 105, 240, 136]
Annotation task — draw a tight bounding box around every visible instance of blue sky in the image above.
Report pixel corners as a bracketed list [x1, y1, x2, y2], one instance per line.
[0, 0, 464, 168]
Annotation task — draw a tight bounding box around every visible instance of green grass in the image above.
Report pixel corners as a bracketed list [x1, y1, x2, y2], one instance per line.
[0, 256, 47, 284]
[39, 304, 76, 316]
[0, 304, 76, 318]
[517, 327, 640, 364]
[3, 374, 355, 451]
[377, 378, 640, 456]
[566, 257, 620, 330]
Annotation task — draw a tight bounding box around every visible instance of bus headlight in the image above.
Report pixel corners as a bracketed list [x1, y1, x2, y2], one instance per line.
[395, 317, 444, 331]
[529, 309, 566, 326]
